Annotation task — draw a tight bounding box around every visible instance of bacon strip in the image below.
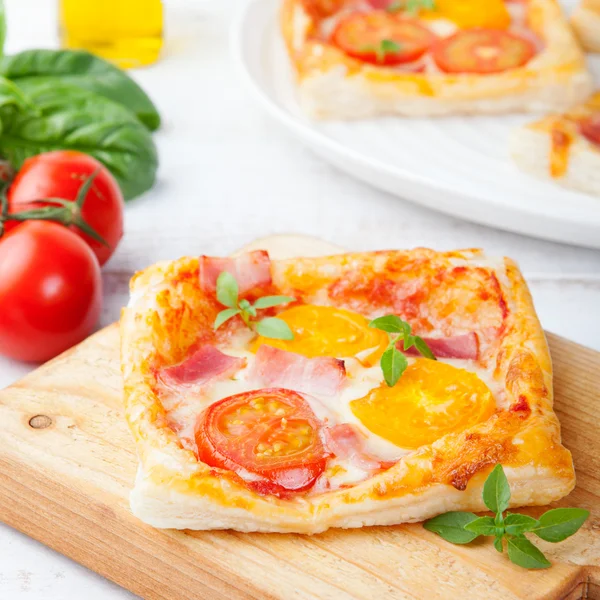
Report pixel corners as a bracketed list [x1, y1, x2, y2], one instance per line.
[199, 250, 272, 295]
[404, 332, 479, 361]
[159, 345, 245, 387]
[323, 424, 390, 471]
[249, 345, 346, 397]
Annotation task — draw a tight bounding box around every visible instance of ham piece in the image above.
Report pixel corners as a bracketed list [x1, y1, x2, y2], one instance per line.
[323, 424, 391, 471]
[159, 345, 245, 388]
[404, 332, 479, 360]
[199, 250, 272, 295]
[249, 345, 346, 397]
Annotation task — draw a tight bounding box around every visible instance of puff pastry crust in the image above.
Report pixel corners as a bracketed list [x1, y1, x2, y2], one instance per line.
[510, 91, 600, 196]
[281, 0, 592, 119]
[571, 0, 600, 53]
[120, 248, 575, 533]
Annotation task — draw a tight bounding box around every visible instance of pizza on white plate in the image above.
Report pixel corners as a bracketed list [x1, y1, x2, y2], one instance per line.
[120, 247, 575, 533]
[281, 0, 592, 118]
[571, 0, 600, 53]
[510, 91, 600, 196]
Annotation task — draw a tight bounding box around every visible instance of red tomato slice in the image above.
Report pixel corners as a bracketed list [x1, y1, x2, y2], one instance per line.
[196, 388, 327, 496]
[580, 114, 600, 146]
[432, 29, 536, 74]
[331, 12, 437, 66]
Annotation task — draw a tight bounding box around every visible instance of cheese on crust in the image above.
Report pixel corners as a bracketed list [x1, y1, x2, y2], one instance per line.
[120, 249, 575, 533]
[281, 0, 593, 119]
[510, 92, 600, 196]
[571, 0, 600, 53]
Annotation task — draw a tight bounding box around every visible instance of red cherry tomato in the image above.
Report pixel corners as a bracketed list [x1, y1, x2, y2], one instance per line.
[7, 151, 124, 266]
[332, 12, 437, 66]
[196, 388, 327, 496]
[580, 114, 600, 146]
[0, 221, 102, 362]
[432, 29, 536, 74]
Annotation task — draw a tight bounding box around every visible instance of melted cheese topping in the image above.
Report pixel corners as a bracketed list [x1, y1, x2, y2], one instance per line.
[316, 0, 530, 73]
[158, 308, 505, 493]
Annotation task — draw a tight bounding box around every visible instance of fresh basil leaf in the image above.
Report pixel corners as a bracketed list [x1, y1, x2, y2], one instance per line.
[0, 77, 35, 113]
[483, 464, 511, 515]
[406, 0, 436, 13]
[239, 299, 257, 318]
[369, 315, 410, 334]
[531, 508, 590, 543]
[464, 516, 497, 537]
[380, 345, 408, 387]
[0, 88, 158, 200]
[413, 336, 436, 360]
[216, 272, 238, 308]
[494, 536, 504, 553]
[0, 1, 4, 58]
[15, 79, 138, 121]
[504, 513, 539, 536]
[254, 317, 294, 340]
[506, 536, 551, 569]
[253, 295, 295, 309]
[423, 512, 479, 544]
[380, 39, 402, 55]
[400, 333, 415, 351]
[214, 308, 240, 330]
[0, 49, 160, 130]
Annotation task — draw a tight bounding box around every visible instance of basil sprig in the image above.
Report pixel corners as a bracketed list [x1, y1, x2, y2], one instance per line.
[368, 315, 435, 386]
[213, 271, 295, 341]
[360, 39, 403, 63]
[424, 465, 589, 569]
[387, 0, 436, 14]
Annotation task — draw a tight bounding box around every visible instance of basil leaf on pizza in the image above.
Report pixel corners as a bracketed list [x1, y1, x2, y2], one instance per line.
[213, 308, 240, 330]
[216, 271, 238, 308]
[380, 345, 408, 387]
[254, 317, 294, 340]
[214, 270, 295, 340]
[253, 295, 295, 309]
[369, 315, 435, 386]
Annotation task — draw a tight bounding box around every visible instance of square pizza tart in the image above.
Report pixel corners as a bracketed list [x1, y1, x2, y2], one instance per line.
[510, 91, 600, 195]
[120, 248, 575, 533]
[281, 0, 592, 119]
[571, 0, 600, 53]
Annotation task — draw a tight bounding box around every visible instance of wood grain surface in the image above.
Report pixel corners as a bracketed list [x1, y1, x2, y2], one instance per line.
[0, 236, 598, 600]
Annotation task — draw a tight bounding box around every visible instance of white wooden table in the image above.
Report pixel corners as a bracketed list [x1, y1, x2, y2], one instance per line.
[1, 0, 599, 598]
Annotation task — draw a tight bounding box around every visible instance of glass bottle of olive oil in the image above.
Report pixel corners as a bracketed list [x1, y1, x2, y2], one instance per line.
[59, 0, 163, 69]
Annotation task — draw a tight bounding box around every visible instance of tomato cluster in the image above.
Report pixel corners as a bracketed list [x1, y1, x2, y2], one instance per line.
[0, 151, 124, 362]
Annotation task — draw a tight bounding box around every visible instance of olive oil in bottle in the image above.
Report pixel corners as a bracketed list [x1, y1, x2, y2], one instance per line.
[59, 0, 163, 69]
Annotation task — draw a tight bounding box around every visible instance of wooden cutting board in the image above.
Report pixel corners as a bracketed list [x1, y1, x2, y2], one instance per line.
[0, 235, 598, 600]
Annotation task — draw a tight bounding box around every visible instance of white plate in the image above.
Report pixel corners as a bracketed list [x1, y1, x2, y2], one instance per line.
[232, 0, 600, 249]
